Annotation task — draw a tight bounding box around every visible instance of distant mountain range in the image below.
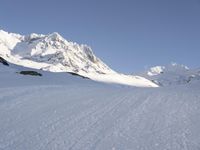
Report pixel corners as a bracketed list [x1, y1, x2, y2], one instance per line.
[139, 63, 200, 86]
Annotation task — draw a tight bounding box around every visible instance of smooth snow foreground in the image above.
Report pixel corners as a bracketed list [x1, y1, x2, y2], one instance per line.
[0, 65, 200, 150]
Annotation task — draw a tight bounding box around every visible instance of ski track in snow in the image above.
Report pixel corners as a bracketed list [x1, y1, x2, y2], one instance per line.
[0, 83, 200, 150]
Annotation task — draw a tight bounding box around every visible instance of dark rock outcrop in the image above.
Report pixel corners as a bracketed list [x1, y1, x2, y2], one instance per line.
[67, 72, 89, 79]
[18, 71, 42, 76]
[0, 57, 9, 66]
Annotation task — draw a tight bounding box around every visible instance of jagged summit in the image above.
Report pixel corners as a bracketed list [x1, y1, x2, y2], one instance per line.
[0, 29, 158, 87]
[0, 30, 113, 74]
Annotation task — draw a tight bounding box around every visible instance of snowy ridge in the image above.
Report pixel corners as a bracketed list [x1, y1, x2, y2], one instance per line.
[140, 63, 200, 86]
[147, 66, 165, 76]
[0, 29, 158, 87]
[0, 30, 112, 74]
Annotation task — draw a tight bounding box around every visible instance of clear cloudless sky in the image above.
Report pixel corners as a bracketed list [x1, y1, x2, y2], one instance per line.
[0, 0, 200, 73]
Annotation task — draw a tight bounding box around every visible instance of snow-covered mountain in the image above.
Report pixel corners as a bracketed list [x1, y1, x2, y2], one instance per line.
[139, 63, 200, 86]
[0, 29, 157, 87]
[0, 30, 112, 74]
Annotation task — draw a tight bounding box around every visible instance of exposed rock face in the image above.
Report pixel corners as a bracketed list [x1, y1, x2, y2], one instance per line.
[0, 57, 9, 66]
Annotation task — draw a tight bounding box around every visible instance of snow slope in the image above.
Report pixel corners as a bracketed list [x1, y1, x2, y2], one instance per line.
[0, 62, 200, 150]
[0, 30, 157, 87]
[139, 63, 200, 86]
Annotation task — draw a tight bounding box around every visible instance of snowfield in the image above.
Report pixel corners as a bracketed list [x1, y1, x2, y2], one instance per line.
[0, 64, 200, 150]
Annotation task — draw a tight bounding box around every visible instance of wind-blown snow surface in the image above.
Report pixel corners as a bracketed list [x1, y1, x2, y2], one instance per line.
[1, 64, 200, 150]
[0, 29, 157, 87]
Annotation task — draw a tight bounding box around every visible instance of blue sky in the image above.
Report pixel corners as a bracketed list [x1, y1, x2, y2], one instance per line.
[0, 0, 200, 73]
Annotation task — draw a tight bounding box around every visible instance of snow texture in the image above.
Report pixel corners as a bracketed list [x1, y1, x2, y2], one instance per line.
[0, 63, 200, 150]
